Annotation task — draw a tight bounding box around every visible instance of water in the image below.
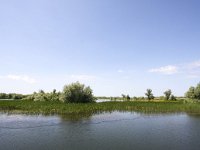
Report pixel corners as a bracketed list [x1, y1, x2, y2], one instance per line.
[96, 99, 123, 103]
[1, 112, 200, 150]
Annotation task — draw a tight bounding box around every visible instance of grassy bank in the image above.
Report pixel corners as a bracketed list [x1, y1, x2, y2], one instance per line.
[0, 100, 200, 115]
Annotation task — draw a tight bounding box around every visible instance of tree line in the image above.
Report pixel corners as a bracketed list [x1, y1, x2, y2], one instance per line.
[1, 82, 200, 103]
[24, 82, 95, 103]
[0, 93, 26, 100]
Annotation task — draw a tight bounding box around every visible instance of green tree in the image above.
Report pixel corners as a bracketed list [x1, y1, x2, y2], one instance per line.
[185, 83, 200, 100]
[185, 86, 195, 99]
[126, 95, 131, 101]
[194, 83, 200, 99]
[60, 82, 94, 103]
[145, 89, 154, 100]
[170, 95, 176, 101]
[164, 89, 172, 100]
[121, 94, 126, 100]
[0, 93, 7, 99]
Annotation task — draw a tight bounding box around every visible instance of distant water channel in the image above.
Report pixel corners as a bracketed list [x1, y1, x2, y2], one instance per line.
[1, 112, 200, 150]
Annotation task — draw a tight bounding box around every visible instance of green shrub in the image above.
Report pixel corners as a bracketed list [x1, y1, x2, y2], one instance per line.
[185, 83, 200, 100]
[60, 82, 95, 103]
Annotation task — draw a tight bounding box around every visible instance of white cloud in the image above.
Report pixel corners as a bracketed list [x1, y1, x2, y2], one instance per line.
[188, 60, 200, 68]
[149, 60, 200, 78]
[1, 74, 36, 84]
[149, 65, 178, 75]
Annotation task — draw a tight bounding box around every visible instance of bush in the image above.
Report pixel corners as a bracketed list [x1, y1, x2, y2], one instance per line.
[185, 83, 200, 100]
[33, 90, 47, 101]
[60, 82, 95, 103]
[24, 90, 60, 102]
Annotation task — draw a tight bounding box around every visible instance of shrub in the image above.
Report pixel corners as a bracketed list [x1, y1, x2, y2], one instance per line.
[185, 83, 200, 100]
[46, 89, 60, 102]
[60, 82, 95, 103]
[34, 90, 47, 101]
[24, 90, 60, 102]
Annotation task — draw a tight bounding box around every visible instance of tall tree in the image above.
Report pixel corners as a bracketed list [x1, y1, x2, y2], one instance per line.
[145, 89, 154, 100]
[164, 89, 172, 100]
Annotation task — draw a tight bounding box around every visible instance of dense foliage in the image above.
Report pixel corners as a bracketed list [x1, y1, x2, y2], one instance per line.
[0, 93, 26, 100]
[60, 82, 95, 103]
[185, 83, 200, 100]
[25, 89, 60, 102]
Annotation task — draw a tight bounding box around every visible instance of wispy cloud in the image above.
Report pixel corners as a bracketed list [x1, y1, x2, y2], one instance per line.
[149, 60, 200, 78]
[149, 65, 178, 75]
[0, 74, 36, 84]
[187, 60, 200, 69]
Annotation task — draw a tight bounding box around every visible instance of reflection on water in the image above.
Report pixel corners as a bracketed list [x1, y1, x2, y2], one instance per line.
[1, 112, 200, 150]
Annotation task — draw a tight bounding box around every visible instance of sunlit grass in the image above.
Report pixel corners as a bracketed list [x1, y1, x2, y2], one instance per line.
[0, 100, 200, 115]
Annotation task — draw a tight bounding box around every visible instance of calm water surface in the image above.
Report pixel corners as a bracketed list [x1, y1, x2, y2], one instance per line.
[0, 112, 200, 150]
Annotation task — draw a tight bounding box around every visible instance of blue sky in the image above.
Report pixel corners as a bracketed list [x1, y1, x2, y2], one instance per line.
[0, 0, 200, 96]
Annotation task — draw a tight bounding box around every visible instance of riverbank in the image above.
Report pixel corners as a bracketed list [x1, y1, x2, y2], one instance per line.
[0, 100, 200, 115]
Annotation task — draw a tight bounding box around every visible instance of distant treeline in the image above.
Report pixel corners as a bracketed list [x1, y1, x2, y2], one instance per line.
[1, 82, 200, 102]
[0, 93, 27, 100]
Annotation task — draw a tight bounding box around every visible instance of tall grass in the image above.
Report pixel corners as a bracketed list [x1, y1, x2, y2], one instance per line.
[0, 100, 200, 115]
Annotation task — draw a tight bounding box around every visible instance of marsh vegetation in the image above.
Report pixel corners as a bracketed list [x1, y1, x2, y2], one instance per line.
[1, 100, 200, 115]
[1, 82, 200, 114]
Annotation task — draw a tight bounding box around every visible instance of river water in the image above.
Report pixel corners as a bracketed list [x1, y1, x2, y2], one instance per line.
[0, 112, 200, 150]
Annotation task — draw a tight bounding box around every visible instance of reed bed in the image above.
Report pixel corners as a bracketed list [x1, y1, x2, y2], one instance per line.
[0, 100, 200, 115]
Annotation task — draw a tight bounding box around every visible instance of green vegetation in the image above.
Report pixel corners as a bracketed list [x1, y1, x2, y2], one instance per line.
[60, 82, 95, 103]
[170, 95, 177, 101]
[145, 89, 154, 100]
[24, 89, 60, 102]
[1, 81, 200, 115]
[164, 89, 172, 100]
[0, 93, 26, 100]
[0, 100, 200, 115]
[121, 94, 131, 101]
[23, 82, 94, 103]
[185, 83, 200, 100]
[162, 89, 177, 101]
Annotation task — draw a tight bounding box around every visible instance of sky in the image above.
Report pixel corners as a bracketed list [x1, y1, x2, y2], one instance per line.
[0, 0, 200, 97]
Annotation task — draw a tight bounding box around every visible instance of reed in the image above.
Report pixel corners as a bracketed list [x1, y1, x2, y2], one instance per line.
[0, 100, 200, 115]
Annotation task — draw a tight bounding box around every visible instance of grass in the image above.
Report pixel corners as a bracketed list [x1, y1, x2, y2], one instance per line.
[0, 100, 200, 115]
